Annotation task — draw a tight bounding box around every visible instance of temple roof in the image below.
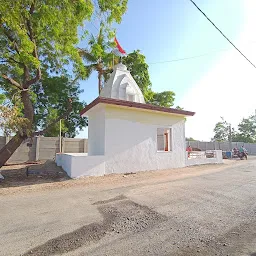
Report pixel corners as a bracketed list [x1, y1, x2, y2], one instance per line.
[100, 63, 145, 104]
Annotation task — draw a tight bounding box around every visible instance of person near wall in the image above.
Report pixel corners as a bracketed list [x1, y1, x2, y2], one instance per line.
[239, 145, 248, 160]
[186, 145, 192, 157]
[233, 147, 239, 157]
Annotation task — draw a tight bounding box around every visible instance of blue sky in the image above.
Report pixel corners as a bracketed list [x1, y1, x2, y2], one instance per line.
[77, 0, 256, 140]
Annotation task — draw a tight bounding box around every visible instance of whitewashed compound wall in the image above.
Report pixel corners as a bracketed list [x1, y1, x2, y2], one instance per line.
[0, 136, 88, 164]
[186, 141, 256, 155]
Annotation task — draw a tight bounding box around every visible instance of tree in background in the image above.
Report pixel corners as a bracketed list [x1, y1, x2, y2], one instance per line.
[186, 137, 196, 141]
[78, 26, 116, 94]
[122, 50, 176, 107]
[121, 50, 153, 102]
[0, 95, 29, 136]
[212, 117, 231, 142]
[148, 91, 175, 108]
[0, 0, 128, 167]
[0, 94, 5, 104]
[212, 115, 256, 143]
[78, 0, 128, 94]
[33, 76, 87, 137]
[234, 115, 256, 143]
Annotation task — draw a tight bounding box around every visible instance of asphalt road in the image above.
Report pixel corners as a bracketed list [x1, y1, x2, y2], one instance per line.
[1, 158, 256, 256]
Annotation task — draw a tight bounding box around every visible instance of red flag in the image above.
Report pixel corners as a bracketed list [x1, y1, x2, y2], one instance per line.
[114, 37, 126, 55]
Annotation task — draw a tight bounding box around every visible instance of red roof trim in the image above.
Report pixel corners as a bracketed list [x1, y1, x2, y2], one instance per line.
[80, 97, 195, 117]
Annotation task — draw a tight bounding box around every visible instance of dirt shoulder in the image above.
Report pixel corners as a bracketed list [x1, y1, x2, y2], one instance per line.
[0, 158, 246, 196]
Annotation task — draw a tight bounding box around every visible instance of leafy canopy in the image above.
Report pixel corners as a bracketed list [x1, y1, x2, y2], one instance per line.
[33, 75, 87, 137]
[0, 99, 29, 136]
[212, 117, 231, 142]
[234, 115, 256, 143]
[212, 115, 256, 143]
[0, 94, 5, 104]
[0, 0, 94, 81]
[0, 0, 128, 136]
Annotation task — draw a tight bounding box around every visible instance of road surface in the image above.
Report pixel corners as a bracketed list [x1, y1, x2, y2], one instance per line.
[1, 158, 256, 256]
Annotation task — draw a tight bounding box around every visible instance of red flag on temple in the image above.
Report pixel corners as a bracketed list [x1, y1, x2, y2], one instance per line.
[113, 37, 126, 56]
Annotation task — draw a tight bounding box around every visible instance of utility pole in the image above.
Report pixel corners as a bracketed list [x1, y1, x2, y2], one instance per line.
[229, 124, 232, 152]
[59, 119, 62, 153]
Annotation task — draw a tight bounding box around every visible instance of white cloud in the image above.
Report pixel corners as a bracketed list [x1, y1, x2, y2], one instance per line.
[178, 0, 256, 141]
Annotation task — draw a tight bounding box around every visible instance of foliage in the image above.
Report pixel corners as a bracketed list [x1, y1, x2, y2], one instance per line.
[212, 117, 231, 142]
[212, 115, 256, 143]
[234, 115, 256, 143]
[0, 94, 6, 104]
[78, 0, 128, 93]
[98, 0, 128, 24]
[0, 104, 29, 136]
[79, 25, 117, 93]
[122, 50, 153, 101]
[0, 0, 94, 82]
[33, 75, 87, 137]
[122, 50, 176, 107]
[148, 91, 175, 108]
[0, 94, 29, 135]
[186, 137, 196, 141]
[0, 0, 128, 166]
[0, 0, 128, 134]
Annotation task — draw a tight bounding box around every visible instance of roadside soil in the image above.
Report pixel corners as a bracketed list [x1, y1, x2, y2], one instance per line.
[0, 160, 69, 188]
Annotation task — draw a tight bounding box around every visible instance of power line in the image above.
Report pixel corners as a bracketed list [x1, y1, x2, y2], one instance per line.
[148, 48, 229, 65]
[189, 0, 256, 69]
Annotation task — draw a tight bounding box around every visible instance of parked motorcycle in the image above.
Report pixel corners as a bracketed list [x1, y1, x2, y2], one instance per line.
[238, 152, 248, 160]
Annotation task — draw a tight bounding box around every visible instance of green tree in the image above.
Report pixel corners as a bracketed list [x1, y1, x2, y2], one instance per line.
[0, 0, 127, 167]
[79, 26, 116, 94]
[122, 50, 153, 102]
[148, 91, 175, 108]
[235, 115, 256, 143]
[0, 94, 5, 104]
[186, 137, 196, 141]
[78, 0, 128, 94]
[0, 95, 29, 136]
[33, 75, 87, 137]
[212, 117, 231, 142]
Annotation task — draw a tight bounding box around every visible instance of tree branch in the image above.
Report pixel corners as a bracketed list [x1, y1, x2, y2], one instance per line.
[25, 68, 41, 87]
[23, 65, 30, 84]
[2, 26, 20, 55]
[1, 75, 23, 90]
[7, 57, 23, 66]
[24, 9, 42, 87]
[33, 99, 73, 136]
[30, 1, 35, 14]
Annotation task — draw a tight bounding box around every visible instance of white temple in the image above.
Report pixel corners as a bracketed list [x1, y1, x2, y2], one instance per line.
[100, 63, 145, 103]
[56, 63, 202, 178]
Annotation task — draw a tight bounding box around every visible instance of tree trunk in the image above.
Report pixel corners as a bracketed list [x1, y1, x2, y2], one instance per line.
[0, 133, 27, 167]
[0, 90, 34, 168]
[21, 90, 34, 123]
[98, 72, 102, 95]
